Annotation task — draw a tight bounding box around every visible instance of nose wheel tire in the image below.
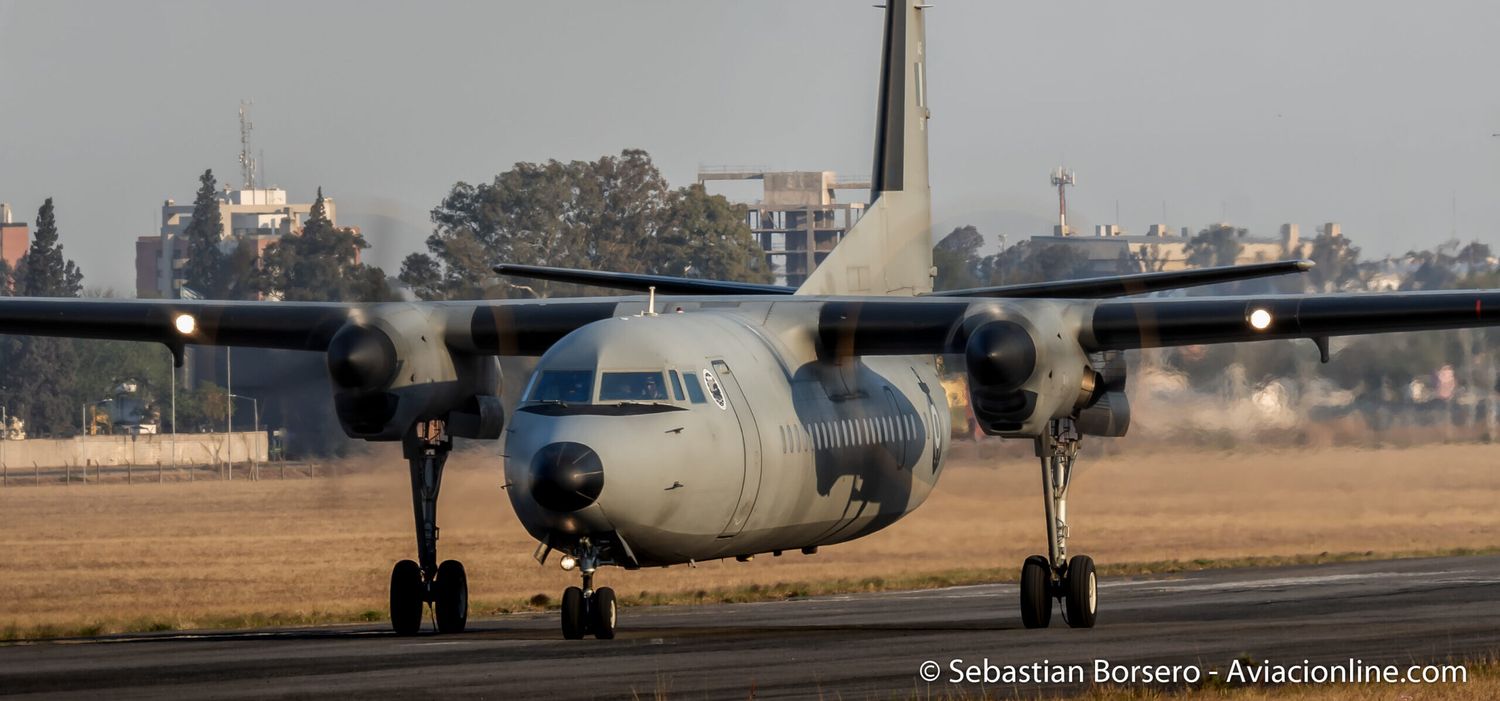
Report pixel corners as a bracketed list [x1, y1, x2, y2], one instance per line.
[1063, 554, 1097, 629]
[390, 559, 425, 636]
[590, 587, 617, 639]
[434, 559, 469, 634]
[561, 586, 587, 640]
[1019, 555, 1053, 629]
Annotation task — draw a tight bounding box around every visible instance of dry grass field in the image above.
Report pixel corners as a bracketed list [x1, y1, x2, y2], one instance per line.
[1, 443, 1497, 638]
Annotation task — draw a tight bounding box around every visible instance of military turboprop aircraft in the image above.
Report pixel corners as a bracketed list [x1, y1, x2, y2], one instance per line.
[6, 0, 1500, 639]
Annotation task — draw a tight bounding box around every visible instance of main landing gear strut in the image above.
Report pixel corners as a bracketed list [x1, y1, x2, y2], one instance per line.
[390, 419, 469, 636]
[1019, 418, 1097, 629]
[560, 538, 617, 640]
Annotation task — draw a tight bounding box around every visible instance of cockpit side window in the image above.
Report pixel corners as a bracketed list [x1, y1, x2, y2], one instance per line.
[682, 372, 707, 404]
[668, 370, 686, 401]
[528, 370, 594, 403]
[599, 371, 669, 401]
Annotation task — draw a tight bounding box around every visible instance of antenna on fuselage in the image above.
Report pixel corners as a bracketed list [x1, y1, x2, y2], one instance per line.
[646, 286, 658, 317]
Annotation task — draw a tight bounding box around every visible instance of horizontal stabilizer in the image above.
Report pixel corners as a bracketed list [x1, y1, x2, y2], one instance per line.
[932, 260, 1314, 299]
[493, 264, 794, 296]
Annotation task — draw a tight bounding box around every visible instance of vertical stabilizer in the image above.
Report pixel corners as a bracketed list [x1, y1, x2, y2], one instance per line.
[796, 0, 932, 297]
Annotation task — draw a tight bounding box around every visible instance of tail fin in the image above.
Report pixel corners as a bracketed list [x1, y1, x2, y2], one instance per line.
[796, 0, 932, 297]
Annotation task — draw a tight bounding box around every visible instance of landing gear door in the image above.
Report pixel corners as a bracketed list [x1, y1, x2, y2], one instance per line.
[709, 359, 762, 537]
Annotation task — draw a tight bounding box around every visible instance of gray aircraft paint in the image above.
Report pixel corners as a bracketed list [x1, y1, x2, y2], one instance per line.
[503, 304, 949, 567]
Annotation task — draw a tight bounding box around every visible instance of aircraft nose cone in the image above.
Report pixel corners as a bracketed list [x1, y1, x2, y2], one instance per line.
[530, 442, 604, 512]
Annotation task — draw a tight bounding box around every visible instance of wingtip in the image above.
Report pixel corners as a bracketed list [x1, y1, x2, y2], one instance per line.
[1294, 259, 1316, 271]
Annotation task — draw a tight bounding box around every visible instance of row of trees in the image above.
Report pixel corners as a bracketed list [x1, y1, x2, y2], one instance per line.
[0, 150, 770, 438]
[177, 170, 390, 302]
[0, 200, 236, 436]
[934, 221, 1500, 434]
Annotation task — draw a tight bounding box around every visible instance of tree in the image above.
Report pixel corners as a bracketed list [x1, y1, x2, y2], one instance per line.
[1, 198, 84, 435]
[1306, 229, 1361, 292]
[1184, 224, 1245, 270]
[933, 225, 984, 291]
[180, 169, 225, 298]
[645, 184, 770, 283]
[982, 242, 1093, 286]
[256, 188, 391, 302]
[405, 150, 768, 300]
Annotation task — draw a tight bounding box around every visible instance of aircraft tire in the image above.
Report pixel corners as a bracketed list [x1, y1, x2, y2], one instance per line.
[1019, 555, 1052, 629]
[561, 586, 587, 640]
[390, 559, 425, 636]
[1063, 555, 1097, 629]
[434, 560, 468, 634]
[590, 587, 617, 640]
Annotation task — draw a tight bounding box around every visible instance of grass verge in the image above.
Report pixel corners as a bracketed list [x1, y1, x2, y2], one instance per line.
[4, 546, 1495, 643]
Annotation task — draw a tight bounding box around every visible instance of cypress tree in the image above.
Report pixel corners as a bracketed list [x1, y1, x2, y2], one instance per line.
[2, 198, 84, 435]
[180, 169, 225, 298]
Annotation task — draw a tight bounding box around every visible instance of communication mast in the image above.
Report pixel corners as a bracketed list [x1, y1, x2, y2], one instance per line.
[1051, 166, 1076, 236]
[238, 100, 256, 190]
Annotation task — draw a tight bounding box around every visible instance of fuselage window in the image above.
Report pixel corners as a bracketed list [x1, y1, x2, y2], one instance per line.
[682, 372, 707, 404]
[599, 371, 669, 401]
[814, 423, 824, 450]
[669, 371, 686, 401]
[528, 370, 594, 403]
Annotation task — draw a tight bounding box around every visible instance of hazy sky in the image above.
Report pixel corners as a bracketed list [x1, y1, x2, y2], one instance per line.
[3, 0, 1499, 293]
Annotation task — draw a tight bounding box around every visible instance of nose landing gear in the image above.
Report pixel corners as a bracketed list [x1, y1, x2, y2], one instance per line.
[389, 420, 469, 636]
[1019, 419, 1098, 629]
[559, 540, 617, 640]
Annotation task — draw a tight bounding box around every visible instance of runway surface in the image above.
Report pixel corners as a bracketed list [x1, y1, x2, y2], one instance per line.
[3, 555, 1499, 699]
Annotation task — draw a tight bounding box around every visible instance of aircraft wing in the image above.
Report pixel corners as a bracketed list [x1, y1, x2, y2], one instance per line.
[815, 289, 1500, 357]
[498, 260, 1315, 300]
[0, 297, 354, 351]
[1084, 289, 1500, 351]
[931, 260, 1312, 299]
[493, 264, 795, 296]
[0, 296, 621, 359]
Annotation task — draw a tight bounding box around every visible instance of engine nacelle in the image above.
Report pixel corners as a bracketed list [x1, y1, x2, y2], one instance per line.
[325, 304, 504, 441]
[964, 313, 1093, 437]
[1076, 350, 1130, 437]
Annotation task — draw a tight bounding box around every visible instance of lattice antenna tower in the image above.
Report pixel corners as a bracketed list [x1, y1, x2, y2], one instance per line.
[1050, 166, 1076, 231]
[238, 100, 256, 190]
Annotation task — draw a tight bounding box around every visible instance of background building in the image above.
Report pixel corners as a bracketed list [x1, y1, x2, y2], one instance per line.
[134, 187, 337, 298]
[698, 168, 868, 287]
[0, 203, 30, 271]
[1026, 221, 1315, 274]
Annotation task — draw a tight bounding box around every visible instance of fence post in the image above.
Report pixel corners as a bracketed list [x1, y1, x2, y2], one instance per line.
[158, 460, 163, 484]
[35, 461, 40, 486]
[66, 462, 70, 486]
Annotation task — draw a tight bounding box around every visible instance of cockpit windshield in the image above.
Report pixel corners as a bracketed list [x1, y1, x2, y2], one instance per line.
[527, 370, 594, 403]
[599, 371, 669, 401]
